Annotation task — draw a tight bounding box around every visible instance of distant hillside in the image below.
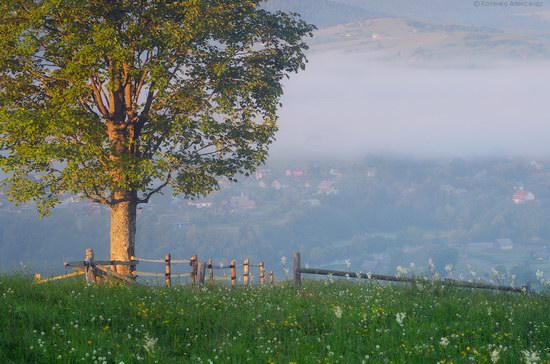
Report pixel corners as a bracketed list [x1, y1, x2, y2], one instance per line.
[262, 0, 381, 28]
[263, 0, 550, 64]
[335, 0, 550, 33]
[309, 17, 550, 64]
[264, 0, 550, 34]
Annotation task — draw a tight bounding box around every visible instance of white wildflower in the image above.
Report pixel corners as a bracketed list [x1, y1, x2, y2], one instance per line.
[439, 337, 449, 347]
[490, 348, 501, 363]
[334, 306, 343, 319]
[466, 264, 477, 282]
[428, 258, 436, 273]
[395, 312, 406, 327]
[396, 265, 408, 278]
[444, 264, 453, 278]
[143, 332, 158, 354]
[491, 268, 505, 284]
[535, 270, 546, 285]
[521, 349, 540, 364]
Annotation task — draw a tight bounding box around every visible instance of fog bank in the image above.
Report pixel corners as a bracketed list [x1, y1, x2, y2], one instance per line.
[271, 53, 550, 159]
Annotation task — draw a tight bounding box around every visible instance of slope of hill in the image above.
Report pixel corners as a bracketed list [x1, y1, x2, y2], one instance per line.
[264, 0, 550, 65]
[309, 17, 550, 65]
[262, 0, 380, 28]
[335, 0, 550, 33]
[1, 276, 549, 362]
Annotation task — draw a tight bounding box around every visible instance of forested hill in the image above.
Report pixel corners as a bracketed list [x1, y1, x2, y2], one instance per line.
[3, 157, 550, 287]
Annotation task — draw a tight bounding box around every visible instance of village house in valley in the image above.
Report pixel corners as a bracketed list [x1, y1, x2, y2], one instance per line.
[512, 188, 535, 204]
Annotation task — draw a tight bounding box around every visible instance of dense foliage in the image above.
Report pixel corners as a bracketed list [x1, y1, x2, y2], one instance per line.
[0, 0, 314, 213]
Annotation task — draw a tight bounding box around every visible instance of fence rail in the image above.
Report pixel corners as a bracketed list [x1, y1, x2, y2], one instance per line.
[131, 257, 191, 264]
[34, 271, 85, 284]
[292, 252, 530, 294]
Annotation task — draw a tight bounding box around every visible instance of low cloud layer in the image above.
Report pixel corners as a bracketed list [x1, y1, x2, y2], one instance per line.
[270, 53, 550, 159]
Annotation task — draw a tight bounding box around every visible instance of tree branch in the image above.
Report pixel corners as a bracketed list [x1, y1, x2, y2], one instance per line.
[123, 63, 134, 117]
[143, 125, 170, 158]
[140, 83, 155, 116]
[133, 67, 149, 105]
[81, 186, 112, 206]
[137, 174, 172, 204]
[89, 76, 110, 118]
[78, 96, 101, 118]
[134, 82, 155, 133]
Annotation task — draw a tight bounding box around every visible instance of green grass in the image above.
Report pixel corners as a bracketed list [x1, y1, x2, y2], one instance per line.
[1, 275, 549, 363]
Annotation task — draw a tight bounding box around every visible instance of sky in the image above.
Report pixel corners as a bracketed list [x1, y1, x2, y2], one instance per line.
[270, 53, 550, 159]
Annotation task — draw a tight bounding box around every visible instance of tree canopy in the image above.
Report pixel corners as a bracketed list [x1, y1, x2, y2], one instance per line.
[0, 0, 314, 214]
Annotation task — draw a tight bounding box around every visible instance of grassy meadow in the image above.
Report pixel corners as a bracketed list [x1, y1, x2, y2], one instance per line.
[1, 274, 549, 363]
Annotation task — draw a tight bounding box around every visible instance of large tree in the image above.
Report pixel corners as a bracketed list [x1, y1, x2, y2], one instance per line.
[0, 0, 314, 273]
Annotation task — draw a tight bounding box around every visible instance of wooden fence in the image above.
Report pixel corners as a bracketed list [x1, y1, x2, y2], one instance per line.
[206, 258, 275, 287]
[34, 248, 275, 287]
[291, 252, 531, 294]
[34, 249, 530, 294]
[131, 253, 194, 285]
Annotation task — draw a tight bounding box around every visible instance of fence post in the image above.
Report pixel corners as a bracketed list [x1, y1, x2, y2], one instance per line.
[190, 255, 198, 285]
[130, 255, 137, 275]
[208, 259, 214, 283]
[165, 253, 171, 286]
[85, 248, 96, 283]
[230, 259, 236, 287]
[259, 262, 265, 286]
[198, 262, 206, 285]
[270, 270, 273, 284]
[293, 251, 301, 289]
[243, 258, 249, 288]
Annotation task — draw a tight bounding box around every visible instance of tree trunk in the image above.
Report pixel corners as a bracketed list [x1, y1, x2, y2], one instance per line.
[110, 190, 137, 275]
[106, 117, 138, 275]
